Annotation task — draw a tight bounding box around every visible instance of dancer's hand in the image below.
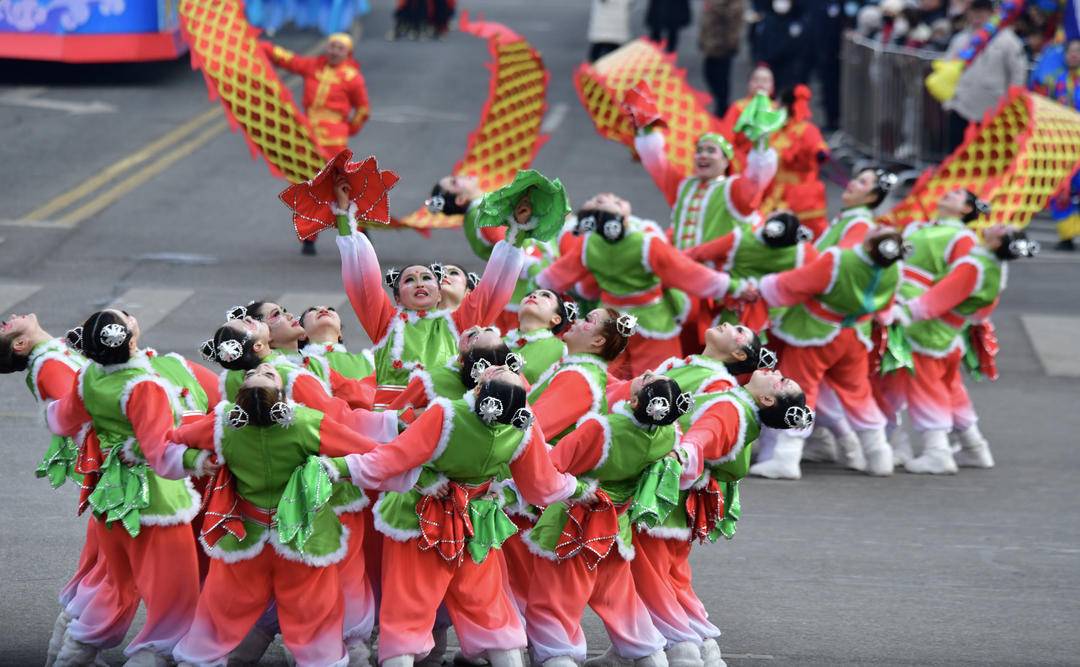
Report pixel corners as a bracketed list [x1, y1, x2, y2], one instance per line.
[334, 174, 351, 209]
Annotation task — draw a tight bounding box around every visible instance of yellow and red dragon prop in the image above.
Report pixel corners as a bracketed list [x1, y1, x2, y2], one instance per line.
[881, 88, 1080, 231]
[398, 12, 551, 230]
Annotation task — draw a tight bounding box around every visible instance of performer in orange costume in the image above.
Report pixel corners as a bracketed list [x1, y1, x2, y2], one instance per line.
[262, 33, 370, 156]
[760, 85, 830, 238]
[720, 64, 775, 168]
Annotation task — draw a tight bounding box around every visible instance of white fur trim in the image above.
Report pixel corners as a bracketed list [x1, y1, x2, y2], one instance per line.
[269, 522, 351, 567]
[577, 412, 612, 469]
[199, 530, 269, 564]
[428, 398, 456, 463]
[371, 492, 421, 542]
[508, 418, 534, 464]
[332, 493, 371, 515]
[689, 389, 755, 465]
[655, 355, 736, 395]
[26, 339, 84, 402]
[614, 534, 636, 561]
[408, 366, 438, 404]
[822, 247, 843, 295]
[639, 524, 692, 541]
[212, 400, 228, 462]
[139, 477, 202, 526]
[217, 369, 229, 400]
[98, 352, 154, 376]
[722, 226, 743, 274]
[571, 477, 600, 502]
[906, 336, 964, 359]
[505, 328, 554, 345]
[416, 472, 450, 496]
[189, 450, 213, 478]
[119, 375, 180, 422]
[533, 356, 607, 413]
[520, 527, 558, 561]
[722, 177, 753, 224]
[613, 399, 655, 430]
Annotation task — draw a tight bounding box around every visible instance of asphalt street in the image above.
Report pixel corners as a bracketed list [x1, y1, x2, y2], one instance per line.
[1, 0, 1079, 665]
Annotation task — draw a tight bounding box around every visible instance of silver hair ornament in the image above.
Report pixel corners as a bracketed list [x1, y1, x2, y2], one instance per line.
[226, 305, 247, 321]
[269, 401, 295, 427]
[764, 219, 786, 239]
[66, 327, 84, 350]
[511, 407, 534, 430]
[877, 238, 902, 260]
[199, 339, 217, 362]
[602, 219, 623, 240]
[876, 170, 898, 192]
[563, 301, 579, 322]
[216, 339, 244, 363]
[616, 314, 638, 337]
[759, 347, 778, 369]
[227, 404, 249, 429]
[784, 406, 814, 429]
[469, 357, 492, 382]
[384, 268, 401, 288]
[1010, 238, 1040, 257]
[578, 214, 597, 234]
[505, 353, 525, 373]
[478, 396, 504, 424]
[99, 323, 128, 348]
[675, 392, 695, 415]
[645, 396, 671, 421]
[426, 194, 446, 214]
[796, 225, 815, 243]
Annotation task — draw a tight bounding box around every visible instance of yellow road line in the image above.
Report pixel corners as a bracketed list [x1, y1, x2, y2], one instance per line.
[22, 108, 221, 221]
[56, 120, 229, 227]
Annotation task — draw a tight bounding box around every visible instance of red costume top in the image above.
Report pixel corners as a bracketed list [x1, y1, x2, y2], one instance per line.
[262, 43, 370, 151]
[721, 96, 755, 169]
[760, 118, 829, 236]
[907, 262, 998, 323]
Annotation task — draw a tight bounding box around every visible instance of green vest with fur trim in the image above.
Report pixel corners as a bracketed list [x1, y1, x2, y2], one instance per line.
[506, 329, 566, 385]
[302, 343, 374, 381]
[899, 219, 976, 301]
[724, 221, 806, 280]
[80, 358, 198, 526]
[815, 206, 872, 251]
[671, 177, 746, 250]
[26, 339, 87, 488]
[583, 230, 690, 338]
[148, 352, 209, 415]
[373, 309, 459, 390]
[651, 387, 760, 542]
[773, 248, 900, 348]
[652, 355, 736, 396]
[528, 354, 609, 443]
[527, 406, 677, 559]
[374, 397, 528, 537]
[205, 402, 347, 564]
[904, 247, 1004, 355]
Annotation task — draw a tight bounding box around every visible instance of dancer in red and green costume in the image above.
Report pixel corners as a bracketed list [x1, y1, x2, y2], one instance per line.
[886, 224, 1037, 475]
[334, 174, 530, 407]
[523, 374, 693, 667]
[875, 188, 983, 466]
[637, 370, 810, 667]
[686, 211, 820, 331]
[299, 303, 376, 382]
[45, 310, 206, 665]
[504, 289, 575, 385]
[0, 314, 114, 665]
[749, 229, 906, 479]
[815, 167, 897, 251]
[170, 363, 412, 667]
[332, 365, 587, 666]
[535, 193, 738, 376]
[431, 174, 564, 333]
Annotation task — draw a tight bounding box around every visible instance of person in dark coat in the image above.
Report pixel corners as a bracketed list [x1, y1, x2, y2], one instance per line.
[646, 0, 692, 53]
[752, 0, 813, 94]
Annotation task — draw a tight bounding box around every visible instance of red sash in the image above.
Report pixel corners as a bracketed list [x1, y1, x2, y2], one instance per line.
[74, 430, 103, 516]
[555, 489, 623, 570]
[685, 478, 724, 544]
[969, 321, 1000, 381]
[200, 466, 249, 547]
[416, 481, 491, 565]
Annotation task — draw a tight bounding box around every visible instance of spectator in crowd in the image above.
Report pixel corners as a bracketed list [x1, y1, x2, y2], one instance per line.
[588, 0, 635, 62]
[806, 0, 845, 131]
[870, 0, 912, 45]
[699, 0, 746, 114]
[942, 0, 1028, 151]
[646, 0, 692, 53]
[390, 0, 454, 40]
[1031, 38, 1080, 250]
[752, 0, 813, 93]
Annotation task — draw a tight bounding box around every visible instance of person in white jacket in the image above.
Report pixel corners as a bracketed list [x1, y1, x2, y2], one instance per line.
[588, 0, 635, 61]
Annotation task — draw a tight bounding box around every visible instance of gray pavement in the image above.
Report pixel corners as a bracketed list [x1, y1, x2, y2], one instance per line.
[1, 0, 1079, 664]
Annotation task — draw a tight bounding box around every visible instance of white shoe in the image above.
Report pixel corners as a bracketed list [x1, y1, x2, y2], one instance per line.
[384, 656, 416, 667]
[856, 429, 893, 476]
[748, 432, 804, 480]
[122, 649, 171, 667]
[834, 431, 867, 472]
[229, 625, 275, 664]
[54, 633, 98, 667]
[584, 647, 633, 667]
[954, 425, 994, 468]
[889, 427, 914, 467]
[904, 430, 958, 475]
[46, 609, 74, 666]
[540, 658, 578, 667]
[633, 650, 669, 667]
[699, 640, 726, 667]
[348, 641, 373, 666]
[416, 626, 447, 666]
[801, 427, 837, 463]
[664, 641, 703, 667]
[484, 649, 523, 667]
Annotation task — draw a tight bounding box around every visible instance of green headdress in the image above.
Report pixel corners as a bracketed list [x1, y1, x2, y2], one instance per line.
[474, 169, 570, 246]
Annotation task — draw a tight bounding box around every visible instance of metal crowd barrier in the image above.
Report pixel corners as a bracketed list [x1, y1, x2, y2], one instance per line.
[840, 34, 952, 168]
